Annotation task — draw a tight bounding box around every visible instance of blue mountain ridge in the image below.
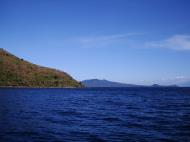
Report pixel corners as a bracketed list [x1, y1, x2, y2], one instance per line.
[82, 79, 179, 87]
[82, 79, 142, 87]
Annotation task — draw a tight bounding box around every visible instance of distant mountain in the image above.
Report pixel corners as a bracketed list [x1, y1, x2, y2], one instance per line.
[151, 84, 161, 87]
[82, 79, 141, 87]
[0, 48, 83, 88]
[82, 79, 179, 88]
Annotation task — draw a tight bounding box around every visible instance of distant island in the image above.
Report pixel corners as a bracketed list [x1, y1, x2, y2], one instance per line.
[151, 84, 178, 87]
[82, 79, 142, 87]
[0, 49, 83, 88]
[82, 79, 178, 88]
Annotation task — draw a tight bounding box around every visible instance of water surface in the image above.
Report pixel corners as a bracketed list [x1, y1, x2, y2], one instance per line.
[0, 87, 190, 142]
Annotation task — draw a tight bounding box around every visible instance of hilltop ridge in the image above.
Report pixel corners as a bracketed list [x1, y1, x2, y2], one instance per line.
[0, 49, 83, 88]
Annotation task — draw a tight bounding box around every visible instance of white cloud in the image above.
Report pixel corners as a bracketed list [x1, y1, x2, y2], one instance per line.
[175, 76, 186, 80]
[146, 35, 190, 50]
[67, 32, 143, 48]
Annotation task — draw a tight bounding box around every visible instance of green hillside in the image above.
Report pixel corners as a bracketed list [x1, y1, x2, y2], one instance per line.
[0, 49, 83, 88]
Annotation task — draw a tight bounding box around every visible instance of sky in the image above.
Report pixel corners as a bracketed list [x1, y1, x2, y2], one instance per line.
[0, 0, 190, 85]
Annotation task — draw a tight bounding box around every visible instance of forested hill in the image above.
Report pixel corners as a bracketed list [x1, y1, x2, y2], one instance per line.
[0, 48, 83, 88]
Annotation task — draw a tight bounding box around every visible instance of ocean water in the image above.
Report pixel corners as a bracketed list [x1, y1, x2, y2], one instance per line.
[0, 88, 190, 142]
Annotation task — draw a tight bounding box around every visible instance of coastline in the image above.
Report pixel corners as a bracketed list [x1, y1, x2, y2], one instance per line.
[0, 86, 84, 89]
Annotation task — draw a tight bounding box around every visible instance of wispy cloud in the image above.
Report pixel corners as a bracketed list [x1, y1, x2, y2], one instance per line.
[146, 35, 190, 50]
[66, 32, 143, 48]
[63, 33, 190, 51]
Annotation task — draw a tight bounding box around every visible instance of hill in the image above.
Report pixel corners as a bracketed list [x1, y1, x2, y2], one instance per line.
[0, 48, 83, 88]
[82, 79, 179, 88]
[151, 84, 178, 87]
[82, 79, 141, 87]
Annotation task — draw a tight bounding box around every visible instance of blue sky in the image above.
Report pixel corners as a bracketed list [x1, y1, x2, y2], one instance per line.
[1, 0, 190, 85]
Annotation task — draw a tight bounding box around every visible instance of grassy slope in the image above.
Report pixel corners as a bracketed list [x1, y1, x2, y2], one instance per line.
[0, 49, 83, 87]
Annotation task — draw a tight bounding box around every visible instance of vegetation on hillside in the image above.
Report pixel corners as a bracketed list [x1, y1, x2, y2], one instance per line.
[0, 48, 83, 87]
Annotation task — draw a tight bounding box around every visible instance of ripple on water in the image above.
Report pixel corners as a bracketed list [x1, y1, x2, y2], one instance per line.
[53, 109, 82, 117]
[103, 117, 123, 123]
[0, 88, 190, 141]
[69, 131, 106, 142]
[44, 117, 74, 125]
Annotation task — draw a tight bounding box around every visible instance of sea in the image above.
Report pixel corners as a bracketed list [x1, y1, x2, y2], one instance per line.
[0, 87, 190, 142]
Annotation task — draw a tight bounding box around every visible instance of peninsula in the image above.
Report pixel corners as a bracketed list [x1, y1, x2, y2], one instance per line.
[0, 49, 83, 88]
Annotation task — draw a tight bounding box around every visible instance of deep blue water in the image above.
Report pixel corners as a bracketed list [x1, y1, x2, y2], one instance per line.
[0, 87, 190, 142]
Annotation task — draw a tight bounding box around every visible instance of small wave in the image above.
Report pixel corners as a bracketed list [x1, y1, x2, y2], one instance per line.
[127, 123, 143, 128]
[6, 131, 39, 137]
[44, 117, 74, 125]
[53, 109, 82, 116]
[87, 134, 107, 142]
[103, 117, 123, 122]
[69, 131, 106, 142]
